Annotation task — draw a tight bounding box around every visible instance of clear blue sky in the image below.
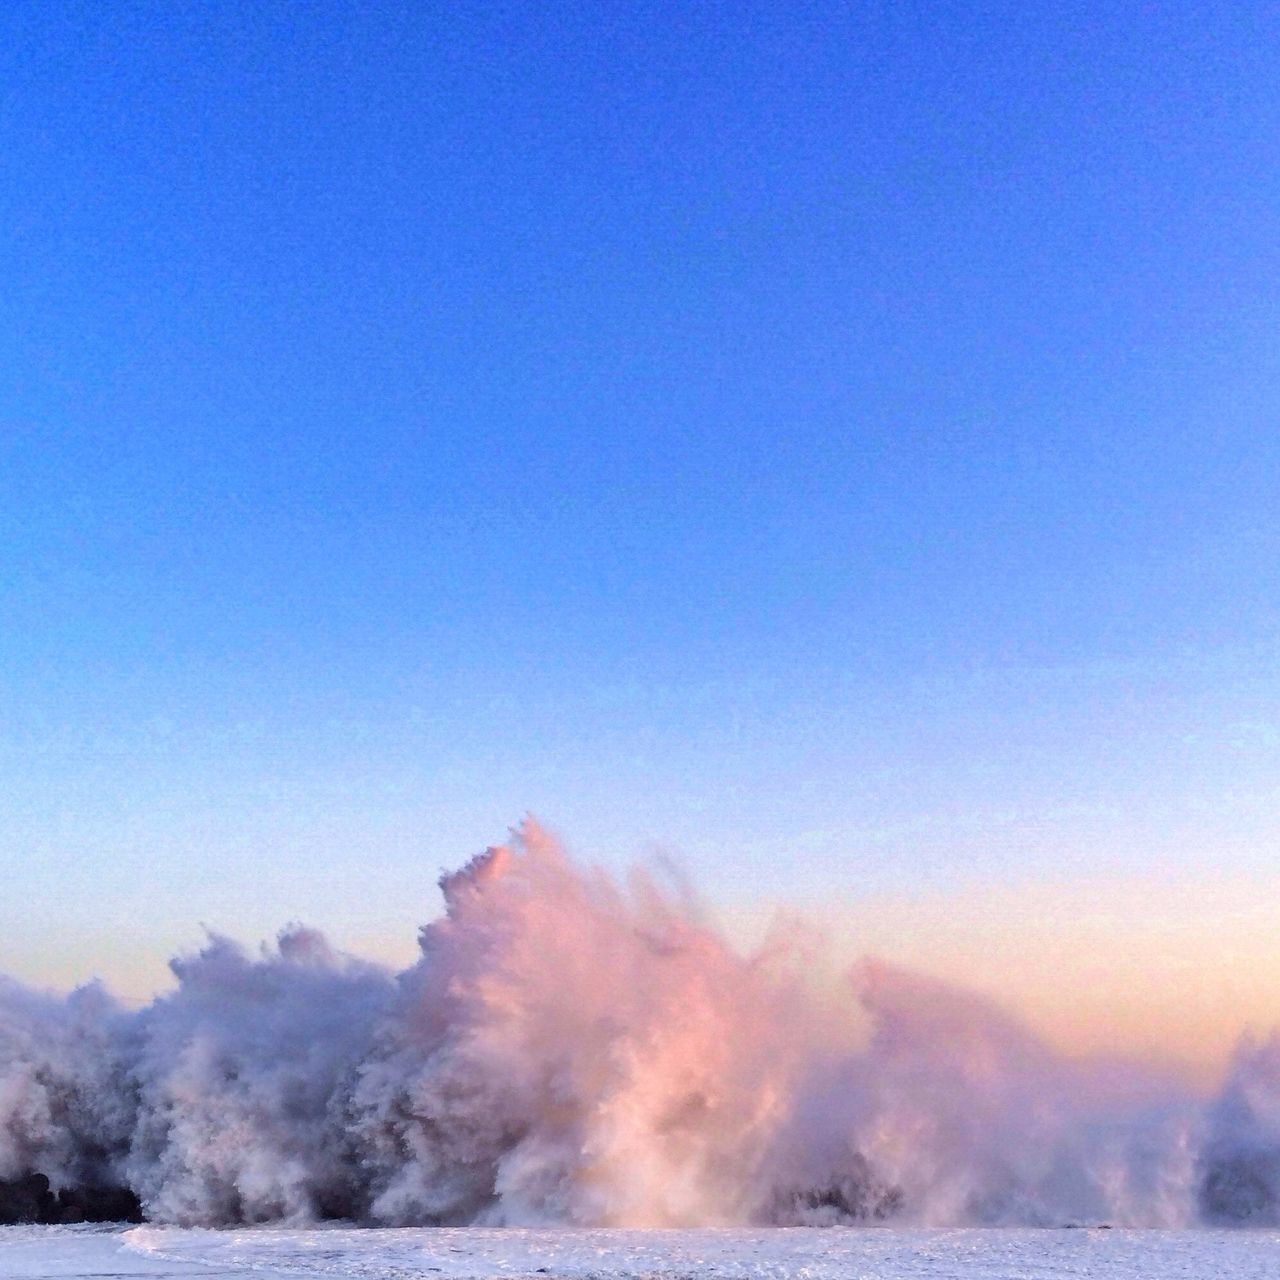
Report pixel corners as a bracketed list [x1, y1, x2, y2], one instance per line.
[2, 2, 1278, 994]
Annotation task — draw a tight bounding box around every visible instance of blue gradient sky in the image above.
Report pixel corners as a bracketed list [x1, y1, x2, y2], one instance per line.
[2, 3, 1279, 1006]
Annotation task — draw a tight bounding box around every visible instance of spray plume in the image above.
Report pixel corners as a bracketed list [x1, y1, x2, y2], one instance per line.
[1, 820, 1277, 1227]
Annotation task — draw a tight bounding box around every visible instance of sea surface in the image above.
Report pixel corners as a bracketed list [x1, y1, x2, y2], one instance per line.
[4, 1225, 1280, 1280]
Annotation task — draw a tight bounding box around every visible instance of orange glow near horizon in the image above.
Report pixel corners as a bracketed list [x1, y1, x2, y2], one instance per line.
[10, 871, 1279, 1091]
[723, 871, 1280, 1088]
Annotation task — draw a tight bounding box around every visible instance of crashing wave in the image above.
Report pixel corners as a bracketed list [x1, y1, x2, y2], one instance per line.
[0, 820, 1268, 1227]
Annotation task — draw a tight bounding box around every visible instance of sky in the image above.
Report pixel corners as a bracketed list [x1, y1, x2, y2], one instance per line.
[1, 2, 1278, 1065]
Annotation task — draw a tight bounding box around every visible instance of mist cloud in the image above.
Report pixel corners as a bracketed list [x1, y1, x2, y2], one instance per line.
[1, 821, 1276, 1227]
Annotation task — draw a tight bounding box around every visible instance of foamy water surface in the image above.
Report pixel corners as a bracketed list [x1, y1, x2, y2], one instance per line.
[7, 1225, 1280, 1280]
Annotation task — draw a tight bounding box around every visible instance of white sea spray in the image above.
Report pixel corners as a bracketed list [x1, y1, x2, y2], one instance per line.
[0, 820, 1273, 1227]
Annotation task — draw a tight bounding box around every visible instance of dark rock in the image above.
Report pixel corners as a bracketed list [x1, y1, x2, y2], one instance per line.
[0, 1173, 142, 1225]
